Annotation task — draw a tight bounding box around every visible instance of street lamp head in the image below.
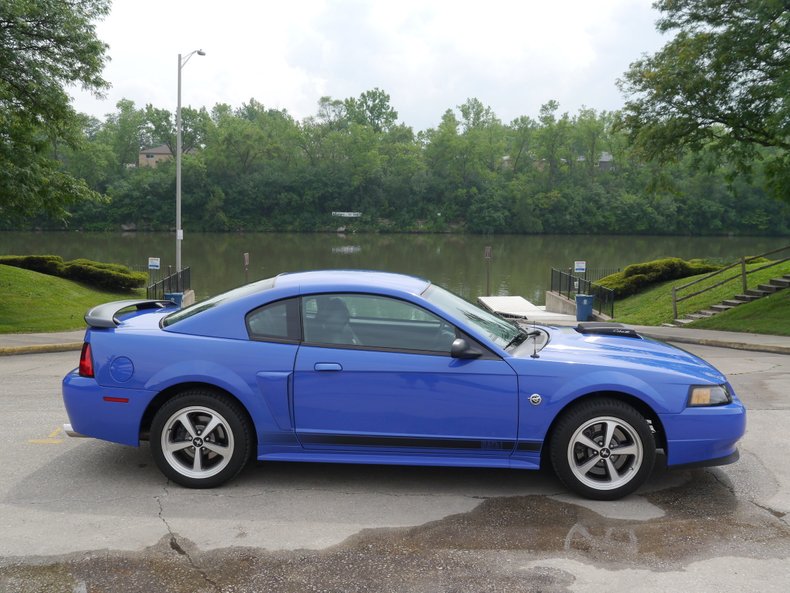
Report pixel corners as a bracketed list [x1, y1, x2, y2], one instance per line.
[197, 49, 206, 56]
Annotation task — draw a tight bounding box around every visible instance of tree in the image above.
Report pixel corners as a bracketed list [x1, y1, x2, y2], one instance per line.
[0, 0, 110, 222]
[619, 0, 790, 201]
[144, 104, 211, 155]
[344, 88, 398, 133]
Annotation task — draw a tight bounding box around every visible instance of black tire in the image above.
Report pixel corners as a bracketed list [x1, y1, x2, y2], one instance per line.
[150, 389, 252, 488]
[549, 398, 656, 500]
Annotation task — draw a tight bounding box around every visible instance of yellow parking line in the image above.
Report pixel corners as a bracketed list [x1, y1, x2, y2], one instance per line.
[28, 426, 63, 445]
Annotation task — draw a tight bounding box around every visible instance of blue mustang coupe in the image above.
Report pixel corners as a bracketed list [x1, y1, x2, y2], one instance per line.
[62, 270, 745, 500]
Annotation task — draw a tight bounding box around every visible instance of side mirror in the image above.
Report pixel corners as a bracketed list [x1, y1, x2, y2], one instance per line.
[451, 338, 482, 359]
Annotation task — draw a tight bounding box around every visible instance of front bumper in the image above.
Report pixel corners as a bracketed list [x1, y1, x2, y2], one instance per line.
[660, 398, 746, 468]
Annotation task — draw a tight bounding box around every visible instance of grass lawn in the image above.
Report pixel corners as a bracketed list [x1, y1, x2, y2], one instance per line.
[612, 260, 790, 328]
[687, 289, 790, 336]
[0, 264, 143, 333]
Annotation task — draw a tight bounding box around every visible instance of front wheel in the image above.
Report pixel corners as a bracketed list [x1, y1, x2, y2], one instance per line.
[150, 390, 252, 488]
[550, 398, 656, 500]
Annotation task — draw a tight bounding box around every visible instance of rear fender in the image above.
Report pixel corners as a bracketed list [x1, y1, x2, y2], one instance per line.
[145, 361, 281, 438]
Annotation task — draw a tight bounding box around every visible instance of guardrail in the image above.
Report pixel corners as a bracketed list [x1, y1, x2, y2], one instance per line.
[551, 268, 615, 318]
[147, 267, 191, 300]
[565, 267, 621, 283]
[671, 245, 790, 319]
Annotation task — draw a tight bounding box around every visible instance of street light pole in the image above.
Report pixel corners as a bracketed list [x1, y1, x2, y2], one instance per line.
[175, 49, 205, 273]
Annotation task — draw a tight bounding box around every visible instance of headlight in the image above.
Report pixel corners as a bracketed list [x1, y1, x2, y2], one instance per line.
[688, 384, 732, 407]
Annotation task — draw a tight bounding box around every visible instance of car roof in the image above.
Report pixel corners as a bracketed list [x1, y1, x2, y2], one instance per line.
[274, 270, 430, 295]
[161, 270, 432, 340]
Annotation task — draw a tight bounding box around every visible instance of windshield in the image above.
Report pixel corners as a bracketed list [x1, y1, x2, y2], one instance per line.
[162, 277, 275, 327]
[422, 284, 521, 348]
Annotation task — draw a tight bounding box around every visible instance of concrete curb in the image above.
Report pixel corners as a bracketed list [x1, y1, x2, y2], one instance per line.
[0, 342, 83, 357]
[636, 331, 790, 356]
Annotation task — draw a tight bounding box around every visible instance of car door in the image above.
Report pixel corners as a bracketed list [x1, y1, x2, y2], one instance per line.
[293, 293, 519, 457]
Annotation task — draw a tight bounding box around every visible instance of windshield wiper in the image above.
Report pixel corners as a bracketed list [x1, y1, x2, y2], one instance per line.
[504, 328, 541, 349]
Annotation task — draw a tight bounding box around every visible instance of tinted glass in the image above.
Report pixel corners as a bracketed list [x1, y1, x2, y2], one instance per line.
[163, 277, 276, 327]
[422, 284, 519, 348]
[247, 298, 300, 341]
[302, 294, 453, 352]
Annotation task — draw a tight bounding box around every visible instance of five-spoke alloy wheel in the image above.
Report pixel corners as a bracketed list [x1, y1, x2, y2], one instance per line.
[550, 398, 656, 500]
[151, 390, 252, 488]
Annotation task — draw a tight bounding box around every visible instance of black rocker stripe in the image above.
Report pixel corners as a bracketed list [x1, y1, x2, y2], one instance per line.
[298, 434, 543, 452]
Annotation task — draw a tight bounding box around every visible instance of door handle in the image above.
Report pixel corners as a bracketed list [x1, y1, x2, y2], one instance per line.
[314, 362, 343, 372]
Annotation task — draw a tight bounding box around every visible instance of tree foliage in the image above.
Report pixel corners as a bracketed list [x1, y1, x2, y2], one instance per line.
[8, 91, 788, 237]
[0, 0, 110, 222]
[618, 0, 790, 200]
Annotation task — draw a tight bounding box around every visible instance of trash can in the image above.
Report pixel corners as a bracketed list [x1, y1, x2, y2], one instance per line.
[575, 294, 594, 322]
[164, 292, 185, 308]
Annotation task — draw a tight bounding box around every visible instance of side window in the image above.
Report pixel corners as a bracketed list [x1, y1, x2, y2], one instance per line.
[302, 293, 456, 353]
[247, 298, 300, 342]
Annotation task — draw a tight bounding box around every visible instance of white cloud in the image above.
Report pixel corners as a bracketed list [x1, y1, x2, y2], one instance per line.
[71, 0, 666, 130]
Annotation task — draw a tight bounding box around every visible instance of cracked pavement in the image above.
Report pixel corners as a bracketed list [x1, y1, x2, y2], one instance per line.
[1, 346, 789, 592]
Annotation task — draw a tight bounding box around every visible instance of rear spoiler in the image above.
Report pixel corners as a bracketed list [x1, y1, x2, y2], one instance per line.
[576, 322, 641, 339]
[85, 299, 175, 328]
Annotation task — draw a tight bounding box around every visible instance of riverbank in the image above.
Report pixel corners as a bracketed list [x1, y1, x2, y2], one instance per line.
[2, 231, 788, 306]
[610, 260, 790, 335]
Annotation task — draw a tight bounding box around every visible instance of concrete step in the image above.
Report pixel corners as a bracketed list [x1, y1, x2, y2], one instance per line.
[710, 304, 734, 312]
[757, 284, 779, 293]
[769, 277, 790, 288]
[674, 318, 695, 325]
[722, 299, 744, 307]
[746, 288, 771, 297]
[697, 310, 718, 317]
[733, 294, 759, 302]
[686, 313, 711, 320]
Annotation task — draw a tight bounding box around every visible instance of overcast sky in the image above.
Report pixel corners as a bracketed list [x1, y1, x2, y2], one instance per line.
[70, 0, 668, 131]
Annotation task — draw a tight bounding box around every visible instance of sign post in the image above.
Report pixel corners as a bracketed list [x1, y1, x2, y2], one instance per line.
[574, 260, 587, 280]
[484, 246, 493, 296]
[148, 257, 161, 289]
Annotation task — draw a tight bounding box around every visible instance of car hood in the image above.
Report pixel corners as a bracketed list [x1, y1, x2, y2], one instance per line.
[511, 326, 727, 384]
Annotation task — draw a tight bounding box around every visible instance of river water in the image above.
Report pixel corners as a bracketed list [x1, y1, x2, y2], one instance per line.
[1, 232, 787, 303]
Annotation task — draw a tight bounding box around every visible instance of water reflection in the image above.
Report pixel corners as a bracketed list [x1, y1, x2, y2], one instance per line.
[0, 232, 786, 303]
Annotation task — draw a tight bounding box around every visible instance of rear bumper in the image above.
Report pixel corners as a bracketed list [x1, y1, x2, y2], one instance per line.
[63, 423, 89, 438]
[62, 370, 156, 446]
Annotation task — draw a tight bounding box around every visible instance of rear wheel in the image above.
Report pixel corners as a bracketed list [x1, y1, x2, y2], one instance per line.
[550, 398, 655, 500]
[150, 390, 252, 488]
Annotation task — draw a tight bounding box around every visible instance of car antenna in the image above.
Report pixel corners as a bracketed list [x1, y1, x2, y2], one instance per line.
[530, 320, 540, 359]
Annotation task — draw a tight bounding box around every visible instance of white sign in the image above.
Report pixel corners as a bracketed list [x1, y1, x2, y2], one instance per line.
[148, 257, 161, 270]
[331, 211, 362, 218]
[574, 261, 587, 273]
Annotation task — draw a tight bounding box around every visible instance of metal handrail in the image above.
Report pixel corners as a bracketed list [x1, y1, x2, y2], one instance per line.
[671, 245, 789, 319]
[551, 268, 615, 318]
[147, 267, 191, 300]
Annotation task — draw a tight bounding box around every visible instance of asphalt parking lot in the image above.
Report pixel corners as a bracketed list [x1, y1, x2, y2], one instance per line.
[1, 345, 789, 592]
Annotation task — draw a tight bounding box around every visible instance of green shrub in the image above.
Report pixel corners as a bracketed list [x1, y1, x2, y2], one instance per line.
[0, 255, 145, 292]
[0, 255, 66, 276]
[598, 257, 721, 298]
[63, 260, 146, 292]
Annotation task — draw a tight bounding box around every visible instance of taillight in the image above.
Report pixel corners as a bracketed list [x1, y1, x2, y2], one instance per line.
[79, 343, 94, 378]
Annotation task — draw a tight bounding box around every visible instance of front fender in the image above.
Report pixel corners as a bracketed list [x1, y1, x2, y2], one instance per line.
[517, 364, 685, 444]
